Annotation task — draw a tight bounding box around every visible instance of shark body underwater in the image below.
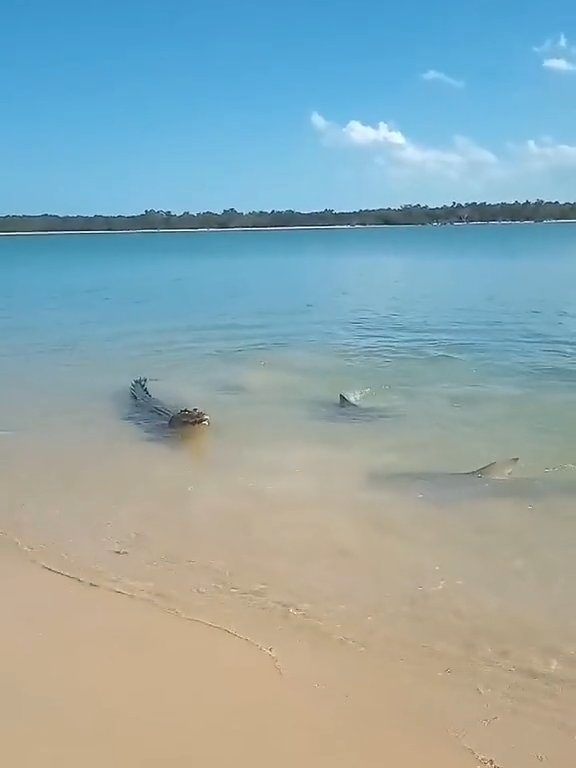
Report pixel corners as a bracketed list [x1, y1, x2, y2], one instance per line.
[367, 458, 521, 507]
[436, 458, 519, 480]
[365, 457, 576, 506]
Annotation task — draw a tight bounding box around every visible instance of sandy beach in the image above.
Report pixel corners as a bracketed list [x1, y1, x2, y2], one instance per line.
[0, 534, 477, 768]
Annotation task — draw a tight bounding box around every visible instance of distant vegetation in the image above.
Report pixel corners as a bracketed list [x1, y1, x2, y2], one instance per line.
[2, 201, 576, 233]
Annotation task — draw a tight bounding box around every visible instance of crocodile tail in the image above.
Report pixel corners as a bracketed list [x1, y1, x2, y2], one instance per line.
[130, 377, 152, 402]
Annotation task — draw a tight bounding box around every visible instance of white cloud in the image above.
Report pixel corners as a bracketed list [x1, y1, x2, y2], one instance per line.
[311, 112, 407, 148]
[535, 34, 576, 71]
[311, 112, 496, 178]
[386, 137, 498, 179]
[534, 33, 569, 55]
[513, 138, 576, 166]
[421, 69, 464, 88]
[310, 111, 329, 132]
[342, 119, 407, 147]
[311, 111, 576, 194]
[543, 57, 576, 72]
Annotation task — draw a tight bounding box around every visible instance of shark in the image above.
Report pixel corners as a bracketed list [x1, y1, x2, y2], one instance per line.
[369, 455, 576, 508]
[367, 457, 532, 504]
[332, 391, 400, 422]
[451, 458, 519, 480]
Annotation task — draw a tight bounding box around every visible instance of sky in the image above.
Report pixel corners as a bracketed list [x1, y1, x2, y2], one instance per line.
[2, 0, 576, 214]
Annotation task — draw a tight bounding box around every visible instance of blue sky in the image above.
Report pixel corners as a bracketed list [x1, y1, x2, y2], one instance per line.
[2, 0, 576, 214]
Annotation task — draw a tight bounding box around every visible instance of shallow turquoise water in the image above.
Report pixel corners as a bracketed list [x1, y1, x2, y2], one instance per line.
[1, 226, 576, 756]
[2, 225, 576, 471]
[3, 225, 576, 368]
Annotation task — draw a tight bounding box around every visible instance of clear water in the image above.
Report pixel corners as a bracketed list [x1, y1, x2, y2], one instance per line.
[1, 225, 576, 760]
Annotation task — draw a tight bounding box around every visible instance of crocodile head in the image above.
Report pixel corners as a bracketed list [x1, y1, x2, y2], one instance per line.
[169, 408, 210, 428]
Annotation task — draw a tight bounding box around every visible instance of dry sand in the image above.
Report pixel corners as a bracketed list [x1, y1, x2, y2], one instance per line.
[0, 536, 476, 768]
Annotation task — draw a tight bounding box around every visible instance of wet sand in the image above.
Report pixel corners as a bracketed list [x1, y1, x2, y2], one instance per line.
[0, 535, 475, 768]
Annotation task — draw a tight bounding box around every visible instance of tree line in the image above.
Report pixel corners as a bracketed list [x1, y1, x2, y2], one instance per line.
[2, 200, 576, 233]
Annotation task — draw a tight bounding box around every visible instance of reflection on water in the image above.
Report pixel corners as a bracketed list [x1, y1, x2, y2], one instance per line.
[1, 226, 576, 762]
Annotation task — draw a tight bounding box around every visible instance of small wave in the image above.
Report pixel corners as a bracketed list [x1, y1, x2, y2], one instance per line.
[544, 463, 576, 473]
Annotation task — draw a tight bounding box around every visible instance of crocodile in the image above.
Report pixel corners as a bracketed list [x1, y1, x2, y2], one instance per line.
[129, 377, 210, 428]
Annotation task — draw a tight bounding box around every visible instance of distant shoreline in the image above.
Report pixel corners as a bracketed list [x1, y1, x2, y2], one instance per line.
[2, 219, 576, 237]
[3, 200, 576, 235]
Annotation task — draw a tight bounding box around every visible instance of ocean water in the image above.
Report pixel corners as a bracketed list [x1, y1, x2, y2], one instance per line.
[1, 225, 576, 762]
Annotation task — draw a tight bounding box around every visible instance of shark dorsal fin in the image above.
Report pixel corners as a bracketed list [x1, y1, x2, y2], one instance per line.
[339, 393, 357, 407]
